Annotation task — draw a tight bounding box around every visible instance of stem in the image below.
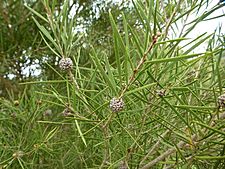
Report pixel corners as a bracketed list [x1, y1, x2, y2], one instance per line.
[139, 130, 170, 166]
[163, 0, 182, 39]
[140, 111, 225, 169]
[119, 33, 160, 99]
[141, 135, 197, 169]
[68, 70, 99, 120]
[69, 70, 80, 90]
[100, 123, 111, 168]
[103, 113, 115, 129]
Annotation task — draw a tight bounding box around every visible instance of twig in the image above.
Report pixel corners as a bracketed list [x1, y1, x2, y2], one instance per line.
[119, 33, 160, 99]
[140, 111, 225, 169]
[163, 154, 194, 169]
[69, 70, 80, 90]
[100, 124, 111, 169]
[139, 130, 170, 166]
[68, 70, 99, 120]
[163, 0, 182, 39]
[141, 135, 197, 169]
[105, 33, 161, 131]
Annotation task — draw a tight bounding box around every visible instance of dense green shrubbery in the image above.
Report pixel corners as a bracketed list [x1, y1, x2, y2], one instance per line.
[1, 0, 225, 168]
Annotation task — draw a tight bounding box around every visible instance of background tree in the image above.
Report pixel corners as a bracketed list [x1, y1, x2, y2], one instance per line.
[0, 0, 133, 97]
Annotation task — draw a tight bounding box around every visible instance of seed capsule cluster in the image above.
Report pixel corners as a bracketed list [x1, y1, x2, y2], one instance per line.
[13, 151, 24, 158]
[109, 97, 124, 112]
[62, 108, 72, 116]
[218, 94, 225, 108]
[118, 161, 128, 169]
[44, 109, 52, 116]
[155, 89, 166, 97]
[59, 58, 73, 70]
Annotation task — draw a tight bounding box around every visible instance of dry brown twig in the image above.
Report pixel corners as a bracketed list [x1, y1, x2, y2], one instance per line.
[140, 111, 225, 169]
[118, 32, 161, 99]
[139, 130, 170, 166]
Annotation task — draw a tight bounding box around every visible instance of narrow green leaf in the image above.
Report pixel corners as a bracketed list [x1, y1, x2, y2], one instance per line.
[184, 34, 212, 55]
[25, 5, 48, 23]
[32, 17, 61, 55]
[109, 12, 126, 85]
[147, 53, 203, 64]
[156, 38, 189, 45]
[216, 50, 223, 94]
[153, 1, 157, 35]
[75, 120, 87, 147]
[52, 91, 65, 105]
[171, 87, 189, 91]
[181, 32, 206, 50]
[45, 127, 59, 142]
[125, 83, 156, 95]
[113, 35, 122, 86]
[122, 13, 130, 84]
[175, 105, 216, 110]
[194, 121, 225, 137]
[128, 24, 144, 56]
[19, 80, 68, 85]
[203, 14, 225, 21]
[195, 156, 225, 160]
[17, 158, 25, 169]
[132, 0, 147, 31]
[185, 4, 224, 36]
[104, 55, 117, 91]
[40, 33, 61, 57]
[90, 51, 117, 94]
[161, 97, 189, 129]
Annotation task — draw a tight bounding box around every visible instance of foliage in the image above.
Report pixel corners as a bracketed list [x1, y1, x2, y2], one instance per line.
[0, 0, 124, 97]
[1, 0, 225, 168]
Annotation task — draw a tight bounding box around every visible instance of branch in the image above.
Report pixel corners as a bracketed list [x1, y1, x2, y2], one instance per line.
[119, 33, 161, 99]
[139, 130, 170, 166]
[140, 111, 225, 169]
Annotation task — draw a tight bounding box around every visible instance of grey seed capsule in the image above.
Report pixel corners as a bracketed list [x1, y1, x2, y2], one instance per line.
[109, 97, 124, 112]
[59, 58, 73, 70]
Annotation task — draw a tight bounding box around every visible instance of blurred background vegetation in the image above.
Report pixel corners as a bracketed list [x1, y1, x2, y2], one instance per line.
[0, 0, 135, 97]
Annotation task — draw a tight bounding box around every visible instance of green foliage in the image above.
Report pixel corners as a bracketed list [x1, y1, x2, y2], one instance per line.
[0, 0, 124, 97]
[1, 0, 225, 168]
